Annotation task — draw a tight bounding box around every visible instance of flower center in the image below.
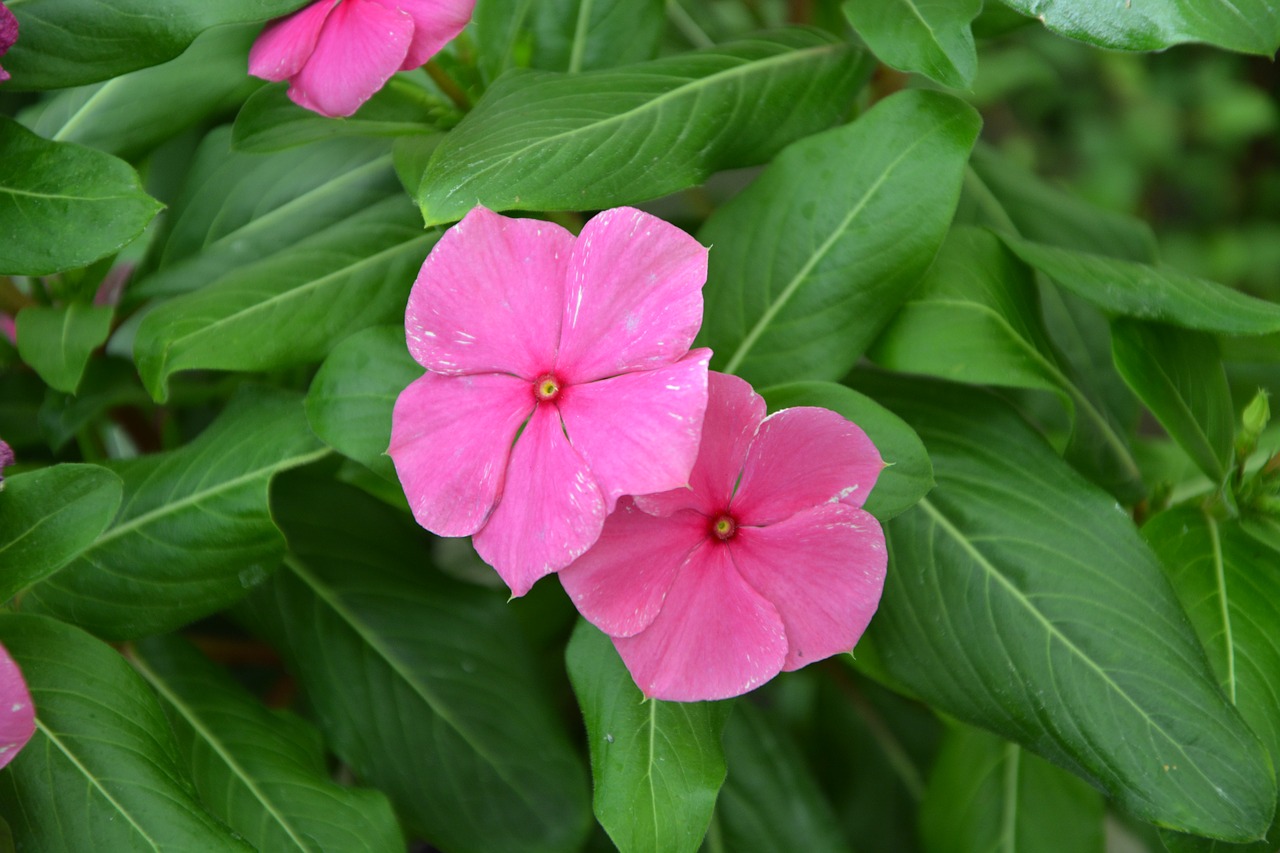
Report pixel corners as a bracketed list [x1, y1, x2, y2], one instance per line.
[534, 374, 561, 402]
[711, 514, 737, 541]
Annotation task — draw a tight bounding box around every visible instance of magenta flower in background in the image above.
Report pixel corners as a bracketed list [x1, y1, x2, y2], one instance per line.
[390, 206, 712, 597]
[560, 373, 887, 702]
[0, 643, 33, 770]
[0, 439, 11, 488]
[249, 0, 474, 117]
[0, 2, 18, 84]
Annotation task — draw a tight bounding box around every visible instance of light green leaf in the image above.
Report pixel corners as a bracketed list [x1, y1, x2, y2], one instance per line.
[21, 387, 327, 640]
[238, 475, 591, 853]
[131, 635, 402, 853]
[699, 89, 980, 387]
[529, 0, 666, 72]
[15, 303, 113, 393]
[0, 117, 161, 276]
[842, 0, 981, 89]
[566, 620, 730, 853]
[417, 29, 873, 225]
[0, 463, 122, 601]
[0, 614, 252, 852]
[861, 375, 1275, 841]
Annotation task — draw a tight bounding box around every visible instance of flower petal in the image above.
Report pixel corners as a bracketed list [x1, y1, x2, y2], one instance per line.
[473, 405, 605, 597]
[0, 643, 33, 771]
[559, 349, 710, 514]
[392, 0, 476, 70]
[248, 0, 340, 82]
[556, 207, 707, 384]
[389, 371, 533, 537]
[288, 0, 413, 117]
[733, 406, 884, 526]
[613, 542, 787, 701]
[407, 207, 572, 378]
[560, 501, 707, 638]
[731, 503, 886, 671]
[634, 372, 763, 518]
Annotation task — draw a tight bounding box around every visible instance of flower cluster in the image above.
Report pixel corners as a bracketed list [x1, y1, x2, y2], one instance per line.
[392, 207, 887, 701]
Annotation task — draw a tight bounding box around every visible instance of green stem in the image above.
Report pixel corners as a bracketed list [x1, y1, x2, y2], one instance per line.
[666, 0, 713, 48]
[424, 60, 471, 111]
[824, 662, 926, 802]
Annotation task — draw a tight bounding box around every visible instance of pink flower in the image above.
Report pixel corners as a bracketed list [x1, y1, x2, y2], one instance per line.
[0, 2, 17, 84]
[390, 206, 712, 597]
[560, 373, 888, 702]
[0, 642, 33, 770]
[249, 0, 474, 118]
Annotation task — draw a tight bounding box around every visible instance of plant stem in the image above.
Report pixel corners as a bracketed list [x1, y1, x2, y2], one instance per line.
[424, 60, 471, 111]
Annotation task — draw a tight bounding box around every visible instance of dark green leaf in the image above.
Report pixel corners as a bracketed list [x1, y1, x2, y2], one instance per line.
[134, 196, 434, 402]
[0, 463, 122, 601]
[529, 0, 666, 72]
[0, 117, 161, 275]
[131, 635, 402, 853]
[920, 724, 1105, 853]
[472, 0, 537, 84]
[760, 380, 932, 521]
[862, 375, 1275, 841]
[37, 358, 149, 451]
[1113, 321, 1234, 483]
[566, 620, 730, 853]
[842, 0, 981, 89]
[417, 29, 874, 225]
[3, 0, 308, 89]
[239, 475, 591, 853]
[699, 89, 980, 387]
[21, 387, 327, 639]
[15, 304, 112, 393]
[0, 614, 252, 852]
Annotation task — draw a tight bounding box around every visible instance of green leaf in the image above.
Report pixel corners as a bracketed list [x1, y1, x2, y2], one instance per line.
[37, 358, 149, 451]
[1113, 321, 1234, 483]
[699, 89, 980, 387]
[15, 303, 113, 394]
[417, 29, 874, 225]
[0, 614, 252, 852]
[529, 0, 666, 72]
[999, 0, 1279, 56]
[134, 195, 434, 402]
[0, 117, 161, 276]
[842, 0, 981, 89]
[566, 620, 730, 853]
[2, 0, 308, 90]
[0, 463, 122, 601]
[238, 474, 591, 853]
[760, 380, 932, 521]
[305, 325, 420, 480]
[133, 131, 400, 301]
[131, 635, 402, 853]
[21, 387, 327, 639]
[1001, 236, 1280, 336]
[861, 374, 1276, 841]
[714, 701, 852, 853]
[472, 0, 537, 84]
[919, 724, 1105, 853]
[19, 25, 262, 160]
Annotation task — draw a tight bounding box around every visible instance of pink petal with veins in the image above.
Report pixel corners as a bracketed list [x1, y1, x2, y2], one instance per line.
[248, 0, 339, 82]
[391, 0, 476, 69]
[0, 644, 33, 771]
[287, 0, 413, 117]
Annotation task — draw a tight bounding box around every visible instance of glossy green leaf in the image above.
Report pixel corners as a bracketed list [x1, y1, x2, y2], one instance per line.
[15, 303, 113, 394]
[0, 463, 122, 601]
[529, 0, 665, 72]
[134, 195, 434, 402]
[862, 375, 1275, 841]
[0, 614, 252, 852]
[133, 131, 400, 301]
[239, 475, 590, 853]
[1001, 236, 1280, 335]
[472, 0, 536, 84]
[0, 117, 161, 276]
[1000, 0, 1279, 56]
[699, 89, 980, 387]
[2, 0, 307, 89]
[1113, 321, 1234, 483]
[21, 387, 327, 639]
[417, 29, 874, 225]
[566, 620, 730, 853]
[842, 0, 981, 89]
[920, 724, 1105, 853]
[305, 325, 420, 480]
[131, 635, 402, 853]
[760, 380, 933, 521]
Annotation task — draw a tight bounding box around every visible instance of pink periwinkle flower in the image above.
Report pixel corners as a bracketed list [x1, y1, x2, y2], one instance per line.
[0, 439, 11, 487]
[0, 2, 17, 84]
[389, 206, 712, 597]
[249, 0, 474, 118]
[0, 642, 33, 770]
[560, 372, 888, 702]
